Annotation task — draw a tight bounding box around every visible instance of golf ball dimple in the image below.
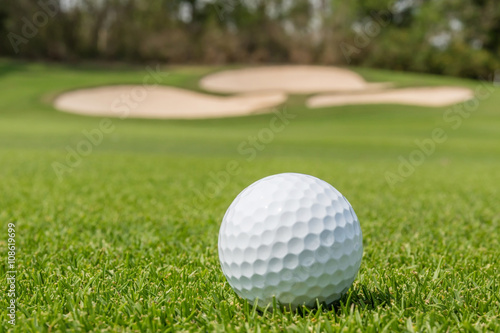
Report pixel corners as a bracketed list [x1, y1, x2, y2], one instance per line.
[218, 173, 363, 309]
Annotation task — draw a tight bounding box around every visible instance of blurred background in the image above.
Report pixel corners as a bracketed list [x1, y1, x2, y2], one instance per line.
[1, 0, 499, 78]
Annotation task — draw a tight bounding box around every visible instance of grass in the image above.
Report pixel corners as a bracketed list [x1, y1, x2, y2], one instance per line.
[0, 58, 499, 332]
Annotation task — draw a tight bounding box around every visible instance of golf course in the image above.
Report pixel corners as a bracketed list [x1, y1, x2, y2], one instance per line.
[1, 58, 499, 331]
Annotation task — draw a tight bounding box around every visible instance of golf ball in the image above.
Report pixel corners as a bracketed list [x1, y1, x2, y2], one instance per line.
[218, 173, 363, 309]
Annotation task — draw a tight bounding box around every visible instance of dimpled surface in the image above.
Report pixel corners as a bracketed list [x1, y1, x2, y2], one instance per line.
[218, 173, 363, 309]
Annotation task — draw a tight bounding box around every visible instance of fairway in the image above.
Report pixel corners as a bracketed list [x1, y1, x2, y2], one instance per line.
[1, 60, 499, 331]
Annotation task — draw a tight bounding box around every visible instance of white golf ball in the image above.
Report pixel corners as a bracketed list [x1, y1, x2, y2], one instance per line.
[218, 173, 363, 309]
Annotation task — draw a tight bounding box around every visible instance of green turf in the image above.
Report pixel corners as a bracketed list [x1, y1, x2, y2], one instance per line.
[0, 59, 499, 332]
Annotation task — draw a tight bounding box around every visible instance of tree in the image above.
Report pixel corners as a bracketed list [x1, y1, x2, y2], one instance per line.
[0, 2, 9, 55]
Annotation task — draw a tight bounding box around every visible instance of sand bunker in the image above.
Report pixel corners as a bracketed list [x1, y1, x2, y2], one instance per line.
[200, 66, 385, 94]
[54, 85, 287, 119]
[307, 87, 474, 108]
[54, 67, 474, 119]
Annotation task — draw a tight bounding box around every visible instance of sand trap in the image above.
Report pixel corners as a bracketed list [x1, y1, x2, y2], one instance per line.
[54, 67, 475, 119]
[54, 85, 287, 119]
[307, 87, 474, 108]
[200, 66, 386, 94]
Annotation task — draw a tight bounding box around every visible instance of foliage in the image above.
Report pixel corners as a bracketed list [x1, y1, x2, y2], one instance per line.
[1, 0, 499, 78]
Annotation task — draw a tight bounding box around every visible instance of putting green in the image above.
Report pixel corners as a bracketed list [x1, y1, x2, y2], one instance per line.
[0, 59, 498, 331]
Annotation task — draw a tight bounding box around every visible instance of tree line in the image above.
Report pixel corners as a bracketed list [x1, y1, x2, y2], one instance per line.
[1, 0, 499, 79]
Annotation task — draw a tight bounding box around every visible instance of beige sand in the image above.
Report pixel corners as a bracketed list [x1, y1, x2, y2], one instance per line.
[307, 86, 474, 108]
[54, 67, 474, 119]
[200, 65, 386, 94]
[54, 85, 287, 119]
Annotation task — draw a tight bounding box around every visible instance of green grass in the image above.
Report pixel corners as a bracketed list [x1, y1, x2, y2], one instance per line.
[0, 59, 499, 332]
